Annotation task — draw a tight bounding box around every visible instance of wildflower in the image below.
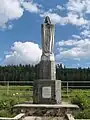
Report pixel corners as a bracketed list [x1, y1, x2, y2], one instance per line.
[13, 94, 15, 96]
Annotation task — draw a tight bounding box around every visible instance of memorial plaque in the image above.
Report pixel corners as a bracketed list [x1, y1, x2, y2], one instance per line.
[42, 87, 51, 98]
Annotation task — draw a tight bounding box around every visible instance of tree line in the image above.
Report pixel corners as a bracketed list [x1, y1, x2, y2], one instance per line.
[0, 64, 90, 82]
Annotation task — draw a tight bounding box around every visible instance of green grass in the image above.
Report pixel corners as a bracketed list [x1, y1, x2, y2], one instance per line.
[0, 85, 33, 117]
[0, 85, 33, 96]
[0, 86, 90, 102]
[0, 86, 90, 103]
[0, 86, 90, 118]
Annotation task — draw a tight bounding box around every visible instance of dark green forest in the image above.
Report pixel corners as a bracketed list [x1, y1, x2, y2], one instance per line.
[0, 64, 90, 82]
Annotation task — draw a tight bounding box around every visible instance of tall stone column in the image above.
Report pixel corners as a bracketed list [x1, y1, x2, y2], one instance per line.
[39, 22, 56, 80]
[33, 16, 61, 104]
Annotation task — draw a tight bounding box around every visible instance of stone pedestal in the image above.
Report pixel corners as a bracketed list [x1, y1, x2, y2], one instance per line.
[39, 53, 56, 80]
[33, 79, 61, 104]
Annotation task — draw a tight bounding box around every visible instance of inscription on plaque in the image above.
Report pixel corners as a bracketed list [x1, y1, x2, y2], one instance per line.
[42, 87, 51, 98]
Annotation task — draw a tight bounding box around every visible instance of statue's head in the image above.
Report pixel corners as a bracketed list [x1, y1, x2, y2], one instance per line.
[44, 16, 51, 24]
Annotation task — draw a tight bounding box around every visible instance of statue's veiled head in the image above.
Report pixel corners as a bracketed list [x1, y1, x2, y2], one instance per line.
[44, 16, 51, 24]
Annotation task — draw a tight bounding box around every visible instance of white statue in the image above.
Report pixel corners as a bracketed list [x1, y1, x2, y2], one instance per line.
[42, 16, 54, 55]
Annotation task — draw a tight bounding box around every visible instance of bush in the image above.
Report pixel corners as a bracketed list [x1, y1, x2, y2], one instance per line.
[0, 109, 10, 117]
[0, 97, 18, 117]
[71, 93, 90, 119]
[71, 94, 88, 110]
[76, 109, 90, 119]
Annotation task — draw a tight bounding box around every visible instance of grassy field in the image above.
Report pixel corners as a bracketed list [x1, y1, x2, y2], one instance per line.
[0, 86, 90, 118]
[0, 86, 33, 103]
[0, 85, 90, 103]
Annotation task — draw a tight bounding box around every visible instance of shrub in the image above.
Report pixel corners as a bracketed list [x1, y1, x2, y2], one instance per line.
[76, 109, 90, 119]
[71, 94, 88, 110]
[71, 93, 90, 119]
[0, 109, 10, 117]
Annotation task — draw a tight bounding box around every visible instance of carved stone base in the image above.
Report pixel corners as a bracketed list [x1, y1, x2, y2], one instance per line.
[33, 79, 61, 104]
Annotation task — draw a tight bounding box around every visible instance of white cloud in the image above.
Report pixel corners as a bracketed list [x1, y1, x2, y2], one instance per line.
[40, 11, 87, 26]
[56, 5, 65, 10]
[0, 0, 42, 28]
[80, 29, 90, 38]
[40, 0, 90, 26]
[40, 12, 62, 24]
[56, 39, 90, 61]
[67, 0, 90, 16]
[66, 0, 90, 27]
[1, 0, 90, 28]
[0, 0, 24, 28]
[72, 35, 81, 39]
[22, 1, 41, 13]
[67, 12, 87, 26]
[67, 0, 86, 16]
[3, 41, 42, 65]
[56, 39, 80, 46]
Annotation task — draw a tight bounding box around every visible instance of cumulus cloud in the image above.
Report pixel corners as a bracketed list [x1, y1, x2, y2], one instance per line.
[40, 10, 87, 26]
[67, 12, 87, 26]
[40, 0, 90, 26]
[0, 0, 42, 28]
[3, 42, 42, 65]
[40, 12, 62, 24]
[67, 0, 90, 15]
[22, 1, 42, 13]
[1, 0, 90, 28]
[56, 5, 65, 10]
[66, 0, 86, 16]
[80, 29, 90, 38]
[56, 39, 90, 61]
[0, 0, 24, 28]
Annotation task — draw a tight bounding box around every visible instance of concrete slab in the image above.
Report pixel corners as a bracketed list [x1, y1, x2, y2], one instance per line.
[14, 103, 79, 109]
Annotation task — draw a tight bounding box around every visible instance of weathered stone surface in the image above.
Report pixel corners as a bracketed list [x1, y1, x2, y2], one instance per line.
[14, 103, 79, 109]
[39, 59, 56, 80]
[55, 80, 61, 104]
[25, 116, 63, 120]
[41, 23, 54, 54]
[33, 79, 56, 104]
[33, 79, 61, 104]
[24, 114, 76, 120]
[33, 16, 61, 104]
[13, 104, 78, 120]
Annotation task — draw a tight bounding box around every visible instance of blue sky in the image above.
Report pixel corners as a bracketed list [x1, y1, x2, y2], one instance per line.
[0, 0, 90, 68]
